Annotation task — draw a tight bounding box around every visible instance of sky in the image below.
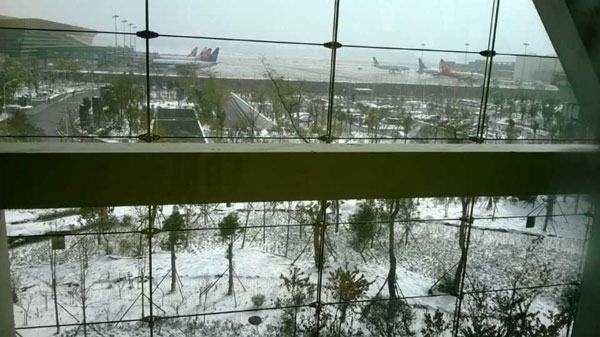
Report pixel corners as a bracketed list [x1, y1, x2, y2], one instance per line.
[0, 0, 557, 63]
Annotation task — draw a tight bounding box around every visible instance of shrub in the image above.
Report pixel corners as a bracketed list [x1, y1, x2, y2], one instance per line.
[435, 271, 456, 295]
[251, 294, 265, 307]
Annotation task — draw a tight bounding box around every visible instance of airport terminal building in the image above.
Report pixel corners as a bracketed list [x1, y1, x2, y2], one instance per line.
[0, 15, 137, 68]
[0, 15, 97, 59]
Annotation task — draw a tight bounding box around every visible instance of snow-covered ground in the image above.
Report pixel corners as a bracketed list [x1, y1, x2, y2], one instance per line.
[5, 196, 590, 336]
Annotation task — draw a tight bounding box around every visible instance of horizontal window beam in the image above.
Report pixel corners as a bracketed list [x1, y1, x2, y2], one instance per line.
[0, 143, 597, 209]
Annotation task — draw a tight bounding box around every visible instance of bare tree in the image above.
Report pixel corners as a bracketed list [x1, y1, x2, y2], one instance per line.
[75, 236, 95, 337]
[453, 197, 473, 295]
[262, 58, 309, 142]
[15, 292, 34, 326]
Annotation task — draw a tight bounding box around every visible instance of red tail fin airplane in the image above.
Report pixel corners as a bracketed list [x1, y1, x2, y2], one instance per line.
[439, 59, 484, 83]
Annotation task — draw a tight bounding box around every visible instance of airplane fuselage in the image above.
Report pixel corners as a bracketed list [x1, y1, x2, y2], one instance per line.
[443, 70, 484, 82]
[153, 58, 218, 68]
[373, 64, 409, 73]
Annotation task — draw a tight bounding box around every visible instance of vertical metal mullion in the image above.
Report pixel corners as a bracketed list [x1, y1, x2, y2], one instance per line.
[478, 0, 501, 143]
[144, 3, 154, 335]
[0, 210, 15, 337]
[452, 197, 476, 337]
[145, 0, 152, 137]
[314, 200, 328, 337]
[475, 0, 499, 142]
[325, 0, 341, 142]
[147, 206, 154, 336]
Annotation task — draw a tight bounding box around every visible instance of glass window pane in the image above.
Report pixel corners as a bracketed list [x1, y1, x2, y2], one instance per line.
[460, 285, 578, 336]
[6, 194, 592, 336]
[333, 48, 485, 143]
[338, 0, 494, 52]
[0, 29, 147, 141]
[483, 56, 591, 143]
[149, 0, 335, 43]
[7, 207, 148, 332]
[150, 203, 317, 319]
[149, 37, 331, 143]
[495, 0, 556, 56]
[0, 0, 144, 33]
[465, 194, 590, 292]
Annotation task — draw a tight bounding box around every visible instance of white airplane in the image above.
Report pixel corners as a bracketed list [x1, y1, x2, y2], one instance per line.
[158, 47, 199, 60]
[417, 58, 442, 76]
[372, 57, 410, 73]
[153, 48, 219, 68]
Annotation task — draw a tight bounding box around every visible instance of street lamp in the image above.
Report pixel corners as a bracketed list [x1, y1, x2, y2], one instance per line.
[121, 19, 127, 53]
[464, 43, 470, 65]
[420, 43, 425, 59]
[521, 42, 529, 82]
[3, 79, 18, 116]
[112, 15, 119, 50]
[133, 26, 137, 52]
[128, 23, 133, 50]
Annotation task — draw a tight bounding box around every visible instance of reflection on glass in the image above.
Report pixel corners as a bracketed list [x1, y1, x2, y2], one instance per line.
[149, 37, 330, 142]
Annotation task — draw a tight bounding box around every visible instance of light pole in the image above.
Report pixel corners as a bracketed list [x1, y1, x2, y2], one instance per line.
[133, 26, 137, 52]
[3, 79, 18, 117]
[112, 15, 119, 50]
[121, 20, 127, 53]
[464, 43, 470, 65]
[128, 23, 133, 50]
[521, 42, 529, 82]
[421, 43, 425, 59]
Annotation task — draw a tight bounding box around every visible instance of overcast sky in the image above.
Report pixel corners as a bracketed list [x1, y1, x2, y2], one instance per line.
[1, 0, 556, 62]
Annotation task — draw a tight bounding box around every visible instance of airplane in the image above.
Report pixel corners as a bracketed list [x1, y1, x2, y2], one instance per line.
[153, 48, 220, 68]
[417, 58, 442, 76]
[156, 47, 217, 62]
[372, 57, 410, 73]
[439, 59, 485, 83]
[156, 47, 199, 60]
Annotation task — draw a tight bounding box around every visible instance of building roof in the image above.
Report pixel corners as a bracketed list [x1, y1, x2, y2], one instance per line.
[0, 15, 94, 32]
[0, 15, 98, 56]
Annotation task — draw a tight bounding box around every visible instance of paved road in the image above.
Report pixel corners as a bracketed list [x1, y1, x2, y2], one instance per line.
[226, 93, 274, 130]
[26, 90, 97, 137]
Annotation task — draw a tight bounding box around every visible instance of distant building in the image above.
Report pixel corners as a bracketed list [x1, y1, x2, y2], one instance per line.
[352, 87, 373, 101]
[0, 15, 96, 59]
[0, 15, 140, 68]
[513, 56, 563, 83]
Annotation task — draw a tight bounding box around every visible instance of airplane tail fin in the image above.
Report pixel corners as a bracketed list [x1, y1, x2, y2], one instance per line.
[418, 58, 427, 71]
[188, 47, 198, 57]
[199, 47, 211, 60]
[372, 57, 379, 65]
[207, 48, 219, 62]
